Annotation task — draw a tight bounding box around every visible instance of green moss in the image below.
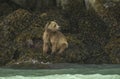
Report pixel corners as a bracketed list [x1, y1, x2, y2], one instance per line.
[0, 8, 70, 65]
[105, 37, 120, 63]
[66, 34, 82, 45]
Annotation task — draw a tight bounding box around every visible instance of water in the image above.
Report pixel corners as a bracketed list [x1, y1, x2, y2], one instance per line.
[0, 64, 120, 79]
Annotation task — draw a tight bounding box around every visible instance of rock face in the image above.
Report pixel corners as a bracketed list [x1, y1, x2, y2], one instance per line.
[10, 0, 76, 10]
[56, 0, 69, 9]
[88, 0, 120, 64]
[0, 0, 120, 66]
[10, 0, 61, 10]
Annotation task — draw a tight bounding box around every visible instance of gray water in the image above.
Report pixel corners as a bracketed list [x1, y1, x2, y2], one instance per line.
[0, 64, 120, 79]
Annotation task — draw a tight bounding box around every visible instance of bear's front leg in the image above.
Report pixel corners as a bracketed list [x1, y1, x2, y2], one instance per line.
[51, 43, 57, 56]
[43, 43, 49, 56]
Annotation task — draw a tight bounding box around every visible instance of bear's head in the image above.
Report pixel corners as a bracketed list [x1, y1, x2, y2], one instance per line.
[45, 21, 60, 32]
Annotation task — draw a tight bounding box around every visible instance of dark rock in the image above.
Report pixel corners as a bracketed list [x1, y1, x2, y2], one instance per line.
[0, 3, 13, 16]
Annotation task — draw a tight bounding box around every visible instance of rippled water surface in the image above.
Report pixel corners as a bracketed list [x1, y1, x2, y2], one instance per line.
[0, 64, 120, 79]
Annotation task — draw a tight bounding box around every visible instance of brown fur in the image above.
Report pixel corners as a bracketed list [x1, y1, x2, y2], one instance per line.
[43, 21, 68, 56]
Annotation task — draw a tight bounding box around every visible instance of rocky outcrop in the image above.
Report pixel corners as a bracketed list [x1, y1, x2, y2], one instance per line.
[0, 8, 70, 66]
[87, 0, 120, 64]
[0, 0, 120, 67]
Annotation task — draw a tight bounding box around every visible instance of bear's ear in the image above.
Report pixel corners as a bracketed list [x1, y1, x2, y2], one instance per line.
[45, 21, 50, 30]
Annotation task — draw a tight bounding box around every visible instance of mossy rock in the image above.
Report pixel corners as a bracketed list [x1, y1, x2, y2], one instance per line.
[0, 9, 33, 65]
[0, 8, 70, 65]
[105, 37, 120, 63]
[1, 0, 119, 65]
[63, 34, 86, 63]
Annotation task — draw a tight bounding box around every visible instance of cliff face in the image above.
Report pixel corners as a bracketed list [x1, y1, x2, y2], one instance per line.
[0, 0, 120, 67]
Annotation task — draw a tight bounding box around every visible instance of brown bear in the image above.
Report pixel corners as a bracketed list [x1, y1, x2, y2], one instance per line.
[43, 21, 68, 56]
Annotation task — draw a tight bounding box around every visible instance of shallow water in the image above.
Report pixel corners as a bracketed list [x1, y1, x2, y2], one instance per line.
[0, 64, 120, 79]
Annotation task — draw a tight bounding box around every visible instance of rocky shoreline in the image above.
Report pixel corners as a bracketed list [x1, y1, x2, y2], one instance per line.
[0, 0, 120, 67]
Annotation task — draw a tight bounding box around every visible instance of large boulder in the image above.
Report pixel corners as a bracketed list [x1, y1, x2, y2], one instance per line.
[0, 9, 32, 65]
